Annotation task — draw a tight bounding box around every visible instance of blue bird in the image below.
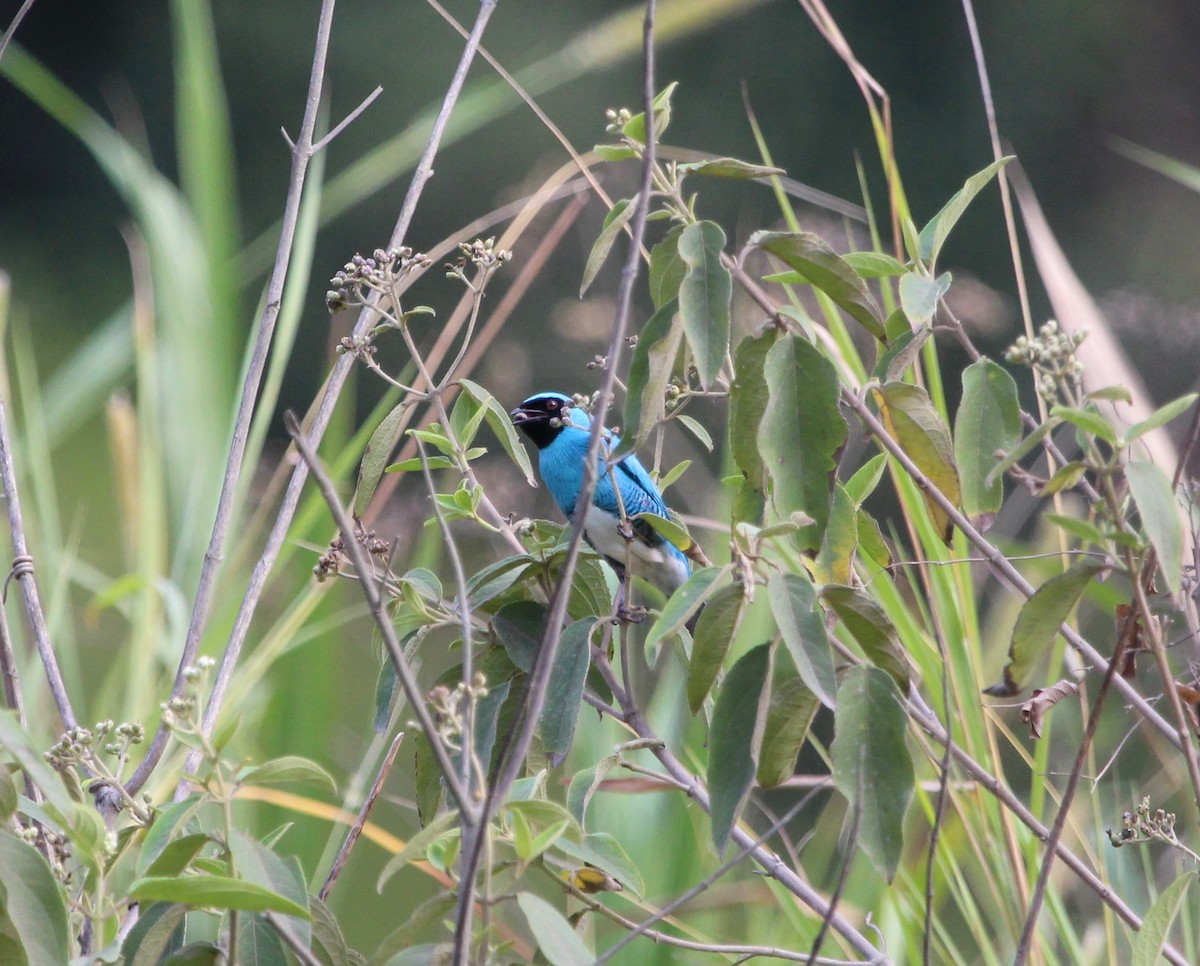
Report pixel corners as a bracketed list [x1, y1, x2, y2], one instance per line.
[510, 392, 691, 597]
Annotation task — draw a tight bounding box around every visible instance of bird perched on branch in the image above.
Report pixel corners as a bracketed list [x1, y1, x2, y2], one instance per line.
[510, 392, 691, 598]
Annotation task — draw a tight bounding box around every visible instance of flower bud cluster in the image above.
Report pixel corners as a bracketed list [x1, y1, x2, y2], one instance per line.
[44, 720, 146, 770]
[1004, 320, 1088, 401]
[326, 246, 431, 312]
[604, 107, 633, 136]
[1108, 796, 1180, 848]
[445, 237, 512, 281]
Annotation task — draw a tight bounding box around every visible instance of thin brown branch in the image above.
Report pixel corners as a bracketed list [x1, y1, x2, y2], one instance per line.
[454, 3, 659, 961]
[283, 412, 475, 818]
[0, 397, 75, 730]
[319, 731, 405, 902]
[130, 0, 343, 797]
[170, 0, 499, 796]
[263, 912, 324, 966]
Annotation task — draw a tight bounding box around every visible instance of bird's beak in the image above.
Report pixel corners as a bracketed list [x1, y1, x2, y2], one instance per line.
[509, 406, 538, 425]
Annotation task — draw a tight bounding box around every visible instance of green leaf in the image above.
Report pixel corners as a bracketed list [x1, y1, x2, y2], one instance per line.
[618, 297, 682, 456]
[240, 756, 336, 795]
[873, 382, 961, 544]
[1125, 461, 1183, 595]
[466, 554, 535, 611]
[831, 667, 914, 881]
[843, 251, 907, 278]
[844, 453, 887, 506]
[821, 586, 910, 691]
[759, 334, 846, 551]
[1121, 393, 1198, 447]
[0, 832, 71, 965]
[621, 81, 678, 144]
[674, 412, 713, 452]
[649, 225, 686, 310]
[0, 711, 79, 822]
[872, 325, 930, 383]
[580, 197, 636, 297]
[565, 755, 619, 828]
[229, 834, 312, 953]
[677, 220, 732, 388]
[493, 600, 546, 673]
[812, 484, 857, 586]
[449, 387, 489, 451]
[1043, 513, 1109, 547]
[1087, 385, 1134, 403]
[984, 417, 1061, 489]
[984, 560, 1104, 696]
[899, 271, 951, 324]
[541, 620, 596, 759]
[769, 572, 838, 708]
[386, 455, 454, 473]
[355, 403, 408, 516]
[459, 378, 536, 487]
[749, 230, 885, 340]
[729, 329, 776, 493]
[1040, 461, 1087, 496]
[677, 157, 785, 179]
[144, 833, 211, 879]
[121, 902, 187, 966]
[1131, 870, 1196, 966]
[137, 795, 206, 878]
[516, 892, 593, 966]
[309, 897, 357, 966]
[658, 459, 691, 493]
[686, 584, 746, 713]
[856, 508, 892, 568]
[376, 811, 460, 891]
[918, 157, 1013, 264]
[708, 644, 772, 854]
[646, 567, 727, 662]
[955, 359, 1022, 530]
[368, 894, 455, 965]
[0, 767, 16, 823]
[128, 875, 311, 918]
[632, 511, 693, 553]
[594, 143, 636, 162]
[757, 670, 821, 789]
[1051, 405, 1118, 445]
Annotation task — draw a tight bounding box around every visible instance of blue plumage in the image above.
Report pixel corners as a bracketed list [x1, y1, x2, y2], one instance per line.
[510, 392, 691, 596]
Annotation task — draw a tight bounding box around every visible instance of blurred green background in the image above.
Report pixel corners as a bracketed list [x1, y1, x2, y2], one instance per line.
[3, 0, 1200, 957]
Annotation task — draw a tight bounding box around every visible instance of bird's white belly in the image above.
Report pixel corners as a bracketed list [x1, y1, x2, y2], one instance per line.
[582, 504, 689, 593]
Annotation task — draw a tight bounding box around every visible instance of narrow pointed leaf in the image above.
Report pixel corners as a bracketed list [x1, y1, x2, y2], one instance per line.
[459, 378, 536, 487]
[873, 382, 961, 544]
[0, 832, 71, 965]
[918, 157, 1013, 264]
[955, 359, 1022, 530]
[127, 876, 311, 918]
[617, 297, 682, 457]
[580, 197, 635, 296]
[1131, 870, 1196, 966]
[872, 325, 930, 383]
[355, 402, 407, 516]
[620, 82, 678, 144]
[541, 620, 596, 759]
[687, 584, 745, 713]
[822, 586, 910, 691]
[757, 672, 821, 788]
[516, 892, 593, 966]
[678, 220, 732, 387]
[812, 483, 857, 586]
[984, 560, 1104, 696]
[831, 667, 914, 881]
[768, 572, 837, 708]
[708, 644, 772, 854]
[677, 157, 785, 179]
[646, 566, 727, 659]
[759, 334, 846, 551]
[749, 230, 885, 340]
[122, 902, 186, 965]
[729, 329, 776, 492]
[1052, 404, 1118, 444]
[240, 756, 335, 794]
[649, 225, 686, 309]
[1122, 393, 1198, 447]
[1125, 461, 1183, 595]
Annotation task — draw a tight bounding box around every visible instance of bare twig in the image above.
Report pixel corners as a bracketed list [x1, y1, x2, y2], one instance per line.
[312, 85, 383, 154]
[453, 3, 658, 962]
[843, 386, 1187, 752]
[0, 0, 37, 64]
[0, 398, 75, 730]
[807, 762, 862, 966]
[319, 731, 405, 902]
[596, 787, 823, 963]
[907, 691, 1190, 966]
[283, 412, 475, 818]
[170, 0, 499, 796]
[130, 0, 343, 797]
